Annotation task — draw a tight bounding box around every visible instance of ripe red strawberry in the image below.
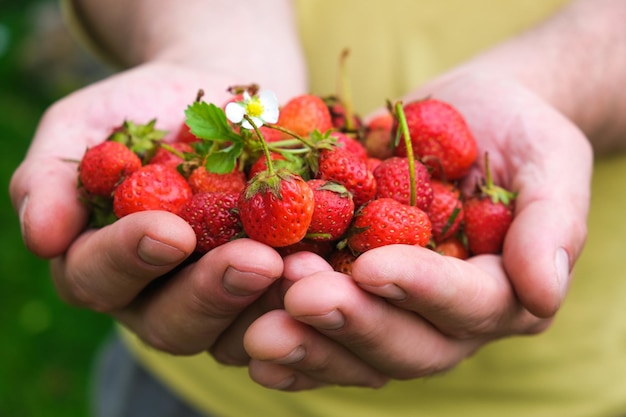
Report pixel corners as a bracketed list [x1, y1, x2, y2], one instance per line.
[347, 198, 432, 254]
[328, 248, 358, 275]
[463, 154, 516, 255]
[364, 112, 394, 160]
[276, 94, 333, 138]
[113, 164, 193, 218]
[427, 180, 464, 243]
[78, 141, 142, 196]
[238, 169, 315, 247]
[275, 239, 334, 258]
[175, 123, 200, 144]
[434, 237, 469, 259]
[366, 157, 383, 172]
[332, 131, 368, 161]
[316, 147, 376, 207]
[373, 156, 433, 211]
[178, 191, 242, 253]
[247, 152, 308, 180]
[305, 179, 355, 241]
[148, 141, 193, 171]
[247, 152, 286, 179]
[463, 195, 514, 255]
[326, 98, 362, 132]
[188, 165, 247, 195]
[394, 98, 477, 180]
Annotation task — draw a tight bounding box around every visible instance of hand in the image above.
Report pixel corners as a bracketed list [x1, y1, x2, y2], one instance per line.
[241, 70, 592, 390]
[9, 61, 285, 358]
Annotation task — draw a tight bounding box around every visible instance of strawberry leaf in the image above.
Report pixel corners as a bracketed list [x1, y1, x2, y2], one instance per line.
[204, 142, 244, 174]
[185, 101, 242, 143]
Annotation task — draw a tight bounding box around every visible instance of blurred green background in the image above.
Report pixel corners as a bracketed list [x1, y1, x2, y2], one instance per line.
[1, 1, 115, 415]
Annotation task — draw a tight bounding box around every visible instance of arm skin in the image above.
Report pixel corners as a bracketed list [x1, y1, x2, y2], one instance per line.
[8, 0, 626, 391]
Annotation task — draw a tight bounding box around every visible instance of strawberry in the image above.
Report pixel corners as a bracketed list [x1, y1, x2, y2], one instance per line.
[328, 248, 358, 275]
[178, 191, 242, 253]
[434, 237, 469, 259]
[78, 140, 141, 196]
[113, 164, 193, 218]
[175, 123, 200, 144]
[316, 147, 377, 207]
[427, 180, 464, 243]
[463, 153, 516, 255]
[394, 98, 477, 180]
[148, 141, 193, 172]
[187, 165, 247, 195]
[332, 131, 368, 161]
[247, 152, 286, 179]
[237, 169, 315, 248]
[366, 157, 383, 173]
[276, 94, 333, 138]
[346, 198, 432, 254]
[276, 239, 334, 258]
[247, 152, 308, 181]
[324, 95, 362, 132]
[372, 156, 433, 211]
[364, 112, 394, 160]
[305, 179, 355, 241]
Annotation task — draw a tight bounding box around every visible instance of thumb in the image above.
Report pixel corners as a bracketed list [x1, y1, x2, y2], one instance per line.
[503, 117, 591, 318]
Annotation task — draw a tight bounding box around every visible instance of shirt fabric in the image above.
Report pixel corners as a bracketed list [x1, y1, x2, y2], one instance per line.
[117, 1, 626, 416]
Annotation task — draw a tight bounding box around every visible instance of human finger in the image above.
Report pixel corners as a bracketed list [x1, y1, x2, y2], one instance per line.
[50, 211, 196, 311]
[115, 238, 284, 355]
[352, 245, 548, 339]
[283, 271, 481, 379]
[245, 309, 388, 389]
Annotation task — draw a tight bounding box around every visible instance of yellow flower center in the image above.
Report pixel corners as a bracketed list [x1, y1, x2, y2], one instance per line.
[245, 97, 264, 118]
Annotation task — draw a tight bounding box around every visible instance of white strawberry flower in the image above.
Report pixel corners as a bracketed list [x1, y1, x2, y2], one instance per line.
[225, 90, 279, 129]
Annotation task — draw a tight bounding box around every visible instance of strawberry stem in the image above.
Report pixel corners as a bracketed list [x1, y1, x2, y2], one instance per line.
[266, 124, 316, 149]
[395, 101, 417, 207]
[481, 152, 517, 205]
[338, 48, 355, 132]
[484, 152, 494, 189]
[244, 115, 275, 175]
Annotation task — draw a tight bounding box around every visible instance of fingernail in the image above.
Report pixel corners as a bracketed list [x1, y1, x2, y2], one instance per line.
[223, 267, 274, 297]
[358, 283, 407, 301]
[137, 235, 187, 266]
[555, 247, 571, 298]
[299, 309, 345, 330]
[18, 196, 28, 240]
[275, 346, 306, 365]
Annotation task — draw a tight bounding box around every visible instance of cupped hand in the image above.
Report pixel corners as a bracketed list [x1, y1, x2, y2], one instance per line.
[9, 61, 285, 358]
[242, 71, 592, 390]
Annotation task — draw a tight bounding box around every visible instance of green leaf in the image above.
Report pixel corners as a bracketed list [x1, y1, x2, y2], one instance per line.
[185, 102, 242, 143]
[204, 142, 244, 174]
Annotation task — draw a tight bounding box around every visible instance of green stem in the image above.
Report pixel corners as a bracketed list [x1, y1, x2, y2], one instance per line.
[338, 48, 355, 132]
[159, 143, 186, 159]
[266, 124, 316, 149]
[395, 101, 417, 207]
[244, 115, 274, 175]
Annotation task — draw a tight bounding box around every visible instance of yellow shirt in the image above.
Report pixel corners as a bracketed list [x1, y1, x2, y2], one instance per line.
[119, 1, 626, 416]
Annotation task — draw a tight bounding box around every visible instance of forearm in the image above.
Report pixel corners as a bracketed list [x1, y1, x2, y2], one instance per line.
[455, 0, 626, 153]
[66, 0, 307, 98]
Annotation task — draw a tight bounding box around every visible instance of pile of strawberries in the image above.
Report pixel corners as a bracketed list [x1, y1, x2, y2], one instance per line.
[76, 85, 516, 274]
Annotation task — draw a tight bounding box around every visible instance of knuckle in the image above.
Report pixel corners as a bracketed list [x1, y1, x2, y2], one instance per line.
[58, 272, 122, 313]
[140, 325, 193, 356]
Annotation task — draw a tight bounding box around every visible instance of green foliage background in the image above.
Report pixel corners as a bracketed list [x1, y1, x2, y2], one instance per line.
[1, 1, 114, 415]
